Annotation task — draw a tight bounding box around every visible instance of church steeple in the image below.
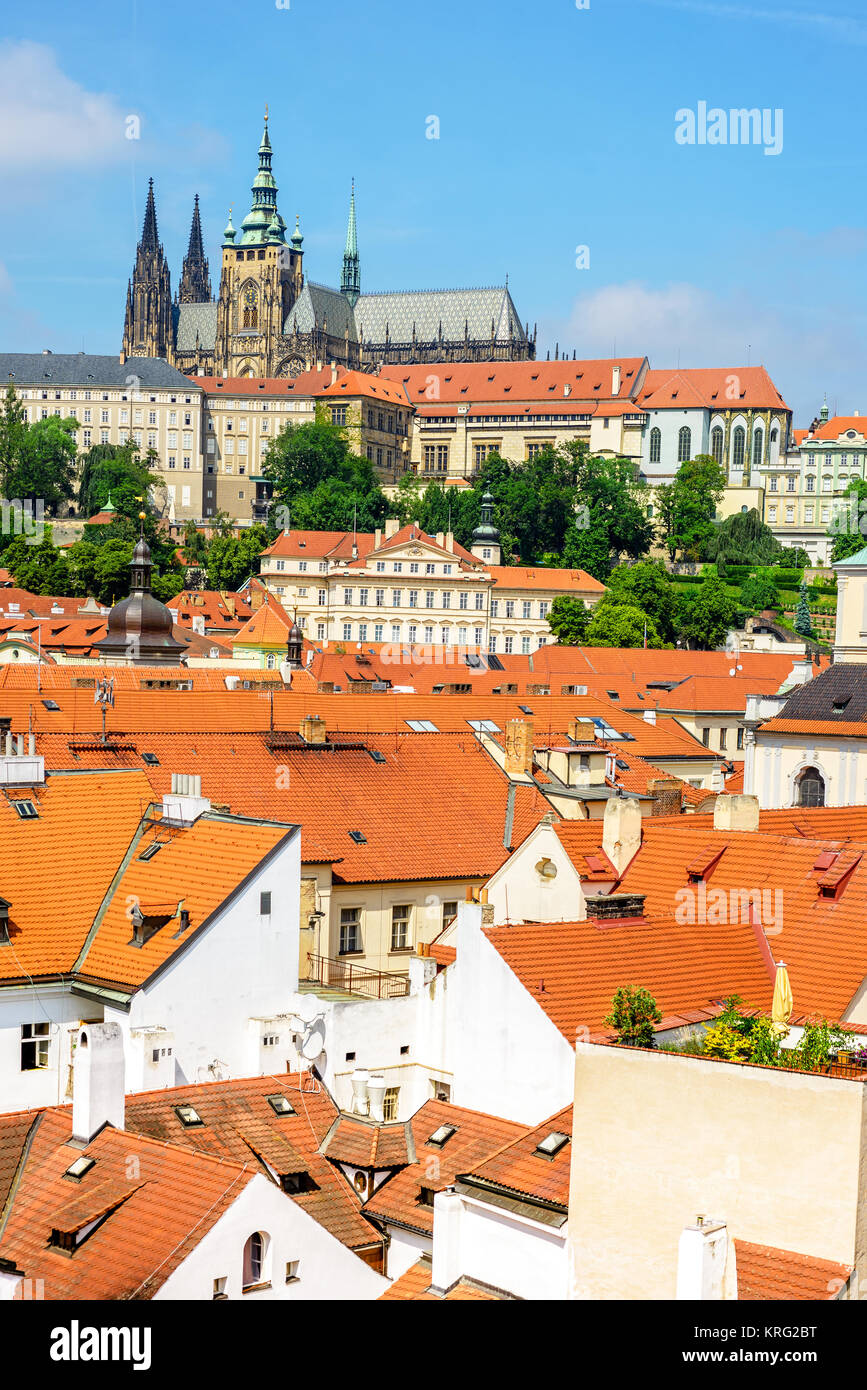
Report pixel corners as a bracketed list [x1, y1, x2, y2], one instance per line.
[121, 178, 172, 361]
[240, 108, 286, 246]
[341, 179, 360, 307]
[178, 194, 212, 303]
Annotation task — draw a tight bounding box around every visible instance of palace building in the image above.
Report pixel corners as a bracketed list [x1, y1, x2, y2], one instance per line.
[121, 115, 535, 379]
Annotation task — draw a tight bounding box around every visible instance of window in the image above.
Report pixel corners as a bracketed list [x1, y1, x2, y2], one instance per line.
[175, 1103, 203, 1127]
[677, 426, 691, 463]
[737, 727, 744, 751]
[13, 800, 38, 820]
[409, 590, 419, 608]
[442, 593, 451, 609]
[286, 1260, 301, 1284]
[392, 590, 402, 607]
[719, 727, 727, 751]
[21, 1022, 49, 1070]
[491, 599, 499, 618]
[213, 1277, 228, 1300]
[260, 891, 271, 915]
[344, 588, 353, 605]
[710, 426, 723, 464]
[425, 590, 435, 608]
[359, 623, 368, 640]
[468, 719, 501, 733]
[702, 727, 710, 747]
[428, 1122, 457, 1147]
[375, 589, 385, 607]
[391, 904, 411, 952]
[442, 901, 458, 930]
[535, 1130, 570, 1158]
[391, 624, 400, 641]
[340, 907, 361, 954]
[504, 636, 513, 654]
[383, 1087, 400, 1122]
[475, 593, 485, 611]
[343, 623, 352, 640]
[752, 427, 763, 469]
[732, 426, 745, 471]
[649, 427, 661, 464]
[787, 475, 796, 492]
[243, 1232, 269, 1290]
[374, 623, 384, 641]
[795, 766, 825, 808]
[770, 476, 778, 492]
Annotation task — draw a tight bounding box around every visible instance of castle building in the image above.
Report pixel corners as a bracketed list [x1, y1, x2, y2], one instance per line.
[121, 115, 535, 378]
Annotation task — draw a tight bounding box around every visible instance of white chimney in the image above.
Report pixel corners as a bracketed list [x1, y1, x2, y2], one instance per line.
[330, 362, 338, 385]
[162, 773, 210, 825]
[602, 795, 642, 874]
[350, 1068, 370, 1116]
[676, 1219, 727, 1300]
[192, 614, 205, 635]
[368, 1073, 387, 1122]
[612, 364, 621, 395]
[713, 793, 760, 833]
[72, 1022, 125, 1143]
[385, 518, 400, 540]
[430, 1187, 464, 1292]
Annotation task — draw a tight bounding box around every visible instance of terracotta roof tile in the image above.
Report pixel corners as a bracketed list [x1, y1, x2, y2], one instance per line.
[734, 1240, 851, 1300]
[378, 1257, 504, 1300]
[462, 1105, 573, 1209]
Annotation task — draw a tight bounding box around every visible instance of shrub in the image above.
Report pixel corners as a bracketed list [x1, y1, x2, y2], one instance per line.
[603, 986, 662, 1048]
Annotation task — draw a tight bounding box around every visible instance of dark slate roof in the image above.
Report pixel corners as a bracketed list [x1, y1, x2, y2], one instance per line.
[283, 283, 356, 339]
[173, 303, 218, 353]
[355, 286, 528, 345]
[777, 664, 867, 722]
[0, 353, 201, 390]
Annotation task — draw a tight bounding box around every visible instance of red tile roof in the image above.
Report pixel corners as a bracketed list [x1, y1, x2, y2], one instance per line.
[378, 1257, 505, 1300]
[379, 359, 648, 404]
[319, 1115, 412, 1169]
[636, 366, 789, 412]
[461, 1105, 573, 1210]
[734, 1240, 851, 1300]
[487, 565, 605, 595]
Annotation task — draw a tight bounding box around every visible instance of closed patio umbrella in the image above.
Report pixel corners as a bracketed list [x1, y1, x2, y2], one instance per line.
[771, 961, 793, 1040]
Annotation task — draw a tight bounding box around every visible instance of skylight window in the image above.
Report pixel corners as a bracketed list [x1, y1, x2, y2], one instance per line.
[174, 1103, 203, 1127]
[349, 830, 367, 844]
[535, 1131, 570, 1158]
[368, 750, 387, 764]
[518, 705, 534, 715]
[266, 1094, 296, 1116]
[427, 1123, 457, 1147]
[13, 801, 38, 820]
[137, 842, 162, 862]
[141, 752, 160, 765]
[467, 719, 501, 733]
[64, 1155, 95, 1180]
[42, 699, 60, 711]
[406, 719, 439, 733]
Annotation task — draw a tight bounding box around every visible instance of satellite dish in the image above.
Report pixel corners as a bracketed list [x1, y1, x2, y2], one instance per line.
[300, 1021, 325, 1061]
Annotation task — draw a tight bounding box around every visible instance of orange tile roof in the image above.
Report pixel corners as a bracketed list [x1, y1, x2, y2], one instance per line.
[734, 1240, 851, 1300]
[487, 565, 605, 595]
[195, 369, 333, 396]
[231, 594, 294, 648]
[378, 1257, 504, 1300]
[362, 1100, 526, 1236]
[801, 415, 867, 443]
[379, 359, 648, 405]
[636, 366, 789, 412]
[0, 1107, 255, 1300]
[319, 1115, 412, 1169]
[124, 1074, 383, 1254]
[319, 371, 411, 405]
[761, 718, 867, 737]
[167, 589, 254, 631]
[462, 1105, 573, 1210]
[484, 912, 772, 1041]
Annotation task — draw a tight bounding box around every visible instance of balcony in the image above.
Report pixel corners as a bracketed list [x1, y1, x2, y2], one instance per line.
[305, 952, 410, 1000]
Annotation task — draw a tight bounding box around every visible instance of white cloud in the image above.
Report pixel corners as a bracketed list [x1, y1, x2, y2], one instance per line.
[544, 280, 864, 423]
[0, 42, 130, 170]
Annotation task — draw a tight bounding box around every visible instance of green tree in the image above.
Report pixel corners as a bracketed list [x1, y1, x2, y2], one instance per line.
[0, 383, 26, 484]
[78, 441, 160, 520]
[829, 478, 867, 562]
[655, 455, 726, 561]
[94, 541, 135, 604]
[563, 449, 653, 579]
[602, 560, 678, 642]
[5, 415, 78, 515]
[675, 576, 737, 650]
[794, 580, 814, 638]
[703, 507, 784, 567]
[604, 986, 662, 1048]
[585, 603, 661, 648]
[739, 569, 779, 613]
[205, 526, 269, 591]
[546, 595, 591, 644]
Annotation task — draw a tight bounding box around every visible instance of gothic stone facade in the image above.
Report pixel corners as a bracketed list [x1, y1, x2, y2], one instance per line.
[121, 118, 535, 379]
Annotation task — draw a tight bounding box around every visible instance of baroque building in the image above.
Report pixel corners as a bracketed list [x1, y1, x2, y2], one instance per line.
[121, 115, 535, 378]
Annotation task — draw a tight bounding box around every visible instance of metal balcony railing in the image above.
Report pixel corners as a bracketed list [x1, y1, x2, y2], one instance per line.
[306, 953, 410, 1000]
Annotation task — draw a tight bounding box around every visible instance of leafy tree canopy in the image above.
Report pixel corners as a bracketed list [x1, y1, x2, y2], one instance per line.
[585, 603, 662, 648]
[546, 595, 591, 645]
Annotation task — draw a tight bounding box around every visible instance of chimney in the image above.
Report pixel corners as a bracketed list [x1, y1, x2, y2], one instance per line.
[436, 531, 445, 547]
[299, 715, 326, 745]
[601, 795, 642, 874]
[612, 364, 621, 395]
[330, 362, 338, 385]
[445, 531, 455, 553]
[713, 793, 760, 833]
[676, 1219, 727, 1300]
[648, 776, 683, 817]
[585, 892, 646, 921]
[367, 1073, 387, 1122]
[350, 1068, 370, 1116]
[504, 718, 534, 775]
[374, 528, 382, 549]
[384, 518, 399, 541]
[72, 1022, 125, 1144]
[643, 707, 657, 725]
[430, 1187, 464, 1293]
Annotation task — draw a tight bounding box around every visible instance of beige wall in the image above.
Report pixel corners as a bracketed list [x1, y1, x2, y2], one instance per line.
[567, 1042, 867, 1300]
[327, 879, 479, 977]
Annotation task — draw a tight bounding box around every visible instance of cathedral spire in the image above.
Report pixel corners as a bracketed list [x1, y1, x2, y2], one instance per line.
[341, 179, 360, 307]
[178, 194, 213, 303]
[140, 178, 160, 253]
[240, 107, 285, 246]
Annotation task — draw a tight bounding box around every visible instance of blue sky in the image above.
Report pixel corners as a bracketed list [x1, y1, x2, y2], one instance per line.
[0, 0, 865, 422]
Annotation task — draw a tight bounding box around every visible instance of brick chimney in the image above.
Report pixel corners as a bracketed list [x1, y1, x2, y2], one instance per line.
[601, 795, 642, 874]
[299, 715, 326, 745]
[504, 718, 534, 775]
[585, 892, 646, 921]
[713, 793, 759, 833]
[648, 777, 682, 817]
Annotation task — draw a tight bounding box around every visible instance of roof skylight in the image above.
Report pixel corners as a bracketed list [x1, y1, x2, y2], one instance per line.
[427, 1123, 457, 1147]
[535, 1131, 570, 1158]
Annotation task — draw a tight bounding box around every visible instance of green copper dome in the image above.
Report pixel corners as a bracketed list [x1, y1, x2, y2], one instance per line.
[240, 114, 286, 246]
[291, 215, 303, 250]
[223, 208, 236, 243]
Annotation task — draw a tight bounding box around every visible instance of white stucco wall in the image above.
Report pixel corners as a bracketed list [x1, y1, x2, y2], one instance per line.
[432, 1188, 567, 1299]
[156, 1171, 387, 1301]
[0, 985, 101, 1113]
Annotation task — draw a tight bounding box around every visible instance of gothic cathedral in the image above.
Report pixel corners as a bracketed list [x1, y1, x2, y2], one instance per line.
[121, 115, 536, 377]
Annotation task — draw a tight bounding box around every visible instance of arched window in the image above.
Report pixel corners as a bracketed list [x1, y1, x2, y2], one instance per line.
[243, 1231, 270, 1289]
[649, 427, 661, 464]
[710, 426, 724, 463]
[265, 652, 276, 669]
[795, 767, 825, 808]
[732, 426, 745, 471]
[752, 427, 763, 469]
[677, 426, 691, 463]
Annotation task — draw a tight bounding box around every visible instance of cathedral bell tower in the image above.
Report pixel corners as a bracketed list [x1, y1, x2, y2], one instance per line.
[177, 194, 212, 303]
[122, 179, 173, 361]
[213, 111, 304, 378]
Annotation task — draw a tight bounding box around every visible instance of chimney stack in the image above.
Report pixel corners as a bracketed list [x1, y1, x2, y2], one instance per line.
[643, 707, 657, 725]
[504, 718, 534, 776]
[601, 795, 642, 874]
[367, 1074, 387, 1123]
[648, 777, 682, 817]
[611, 364, 621, 395]
[299, 715, 326, 745]
[676, 1219, 727, 1300]
[713, 793, 760, 833]
[585, 892, 646, 921]
[384, 518, 400, 540]
[72, 1023, 125, 1144]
